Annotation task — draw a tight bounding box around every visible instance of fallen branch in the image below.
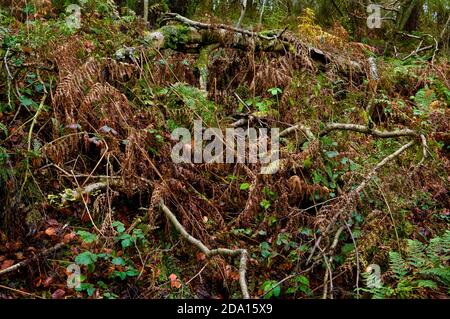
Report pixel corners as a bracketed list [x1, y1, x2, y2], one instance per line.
[418, 134, 428, 166]
[280, 124, 315, 140]
[3, 48, 13, 80]
[0, 243, 65, 277]
[163, 12, 276, 40]
[354, 140, 415, 194]
[150, 13, 361, 75]
[319, 123, 418, 138]
[307, 140, 416, 269]
[159, 200, 250, 299]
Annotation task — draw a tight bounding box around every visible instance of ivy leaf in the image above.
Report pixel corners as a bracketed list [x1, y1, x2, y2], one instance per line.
[268, 87, 282, 96]
[19, 95, 34, 108]
[75, 251, 98, 266]
[111, 257, 126, 266]
[112, 221, 126, 233]
[113, 271, 127, 280]
[262, 280, 281, 299]
[77, 283, 95, 297]
[260, 242, 271, 259]
[76, 230, 97, 244]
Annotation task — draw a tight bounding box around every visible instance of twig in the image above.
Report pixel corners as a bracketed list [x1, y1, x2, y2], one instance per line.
[186, 263, 208, 286]
[354, 140, 415, 194]
[418, 134, 428, 166]
[344, 221, 360, 299]
[374, 180, 401, 250]
[280, 124, 315, 140]
[0, 284, 45, 299]
[164, 12, 277, 41]
[322, 256, 329, 299]
[3, 48, 13, 80]
[320, 123, 418, 139]
[159, 201, 250, 299]
[20, 93, 48, 195]
[69, 175, 104, 235]
[0, 243, 65, 277]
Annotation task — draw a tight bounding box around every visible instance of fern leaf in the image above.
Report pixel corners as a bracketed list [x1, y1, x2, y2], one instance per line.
[406, 239, 427, 268]
[389, 251, 409, 280]
[0, 122, 7, 137]
[420, 267, 450, 286]
[415, 280, 438, 289]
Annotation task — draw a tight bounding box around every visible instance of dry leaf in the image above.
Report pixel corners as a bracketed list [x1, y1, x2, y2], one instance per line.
[43, 277, 54, 287]
[45, 227, 57, 237]
[169, 273, 182, 289]
[47, 219, 59, 226]
[15, 252, 25, 260]
[63, 232, 76, 243]
[196, 252, 206, 261]
[1, 259, 14, 270]
[52, 289, 65, 299]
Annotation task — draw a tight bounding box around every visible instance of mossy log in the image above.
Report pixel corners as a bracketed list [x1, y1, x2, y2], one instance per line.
[144, 13, 364, 75]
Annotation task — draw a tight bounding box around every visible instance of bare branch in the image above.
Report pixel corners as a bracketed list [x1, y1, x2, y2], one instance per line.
[0, 243, 65, 277]
[159, 201, 250, 299]
[355, 140, 415, 194]
[320, 123, 419, 138]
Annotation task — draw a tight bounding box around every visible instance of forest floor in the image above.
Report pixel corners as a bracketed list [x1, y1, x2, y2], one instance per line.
[0, 5, 449, 299]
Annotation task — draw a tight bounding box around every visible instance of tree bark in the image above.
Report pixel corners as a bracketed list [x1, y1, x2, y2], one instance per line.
[150, 13, 363, 75]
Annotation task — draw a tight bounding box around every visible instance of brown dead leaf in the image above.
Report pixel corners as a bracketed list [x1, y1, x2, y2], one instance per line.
[196, 252, 206, 261]
[1, 259, 14, 270]
[15, 252, 25, 260]
[45, 227, 57, 237]
[52, 289, 65, 299]
[169, 273, 182, 289]
[63, 232, 76, 243]
[43, 277, 54, 287]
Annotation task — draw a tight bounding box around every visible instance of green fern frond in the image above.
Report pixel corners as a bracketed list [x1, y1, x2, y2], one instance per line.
[420, 267, 450, 286]
[0, 122, 7, 137]
[427, 231, 450, 265]
[415, 279, 438, 289]
[407, 239, 427, 268]
[0, 146, 8, 162]
[389, 251, 409, 280]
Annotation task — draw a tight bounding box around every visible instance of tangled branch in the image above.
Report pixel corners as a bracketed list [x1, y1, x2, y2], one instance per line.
[159, 201, 250, 299]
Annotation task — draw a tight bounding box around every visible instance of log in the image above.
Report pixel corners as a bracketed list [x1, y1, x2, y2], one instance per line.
[144, 13, 364, 75]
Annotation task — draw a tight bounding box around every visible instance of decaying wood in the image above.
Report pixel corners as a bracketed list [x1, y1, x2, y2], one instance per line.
[147, 13, 363, 74]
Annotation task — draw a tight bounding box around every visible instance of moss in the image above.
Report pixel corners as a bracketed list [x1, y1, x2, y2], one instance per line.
[159, 24, 192, 50]
[195, 44, 219, 91]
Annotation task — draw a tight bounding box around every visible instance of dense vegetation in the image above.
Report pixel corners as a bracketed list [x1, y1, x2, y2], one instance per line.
[0, 0, 448, 299]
